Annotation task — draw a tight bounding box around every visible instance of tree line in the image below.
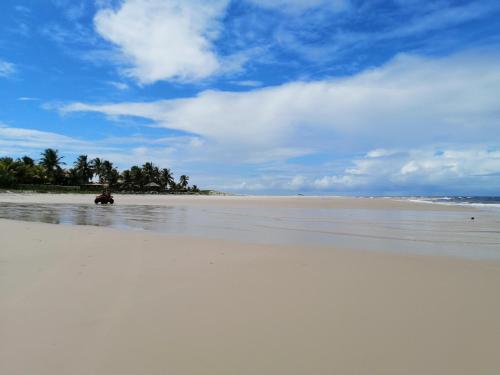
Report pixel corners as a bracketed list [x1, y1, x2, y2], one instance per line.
[0, 148, 199, 192]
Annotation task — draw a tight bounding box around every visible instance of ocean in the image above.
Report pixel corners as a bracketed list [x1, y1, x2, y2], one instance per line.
[402, 196, 500, 210]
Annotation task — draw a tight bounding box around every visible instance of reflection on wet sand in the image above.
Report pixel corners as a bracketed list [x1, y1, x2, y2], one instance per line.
[1, 202, 499, 259]
[0, 203, 177, 230]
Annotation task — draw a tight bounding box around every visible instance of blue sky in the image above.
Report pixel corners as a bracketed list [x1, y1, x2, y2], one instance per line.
[1, 0, 500, 195]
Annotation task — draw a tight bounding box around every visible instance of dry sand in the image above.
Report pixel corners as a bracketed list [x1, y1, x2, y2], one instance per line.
[1, 195, 499, 374]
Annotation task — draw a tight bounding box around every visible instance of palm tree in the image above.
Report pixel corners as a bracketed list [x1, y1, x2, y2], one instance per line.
[152, 166, 160, 183]
[21, 156, 35, 167]
[18, 156, 42, 184]
[74, 155, 93, 184]
[40, 149, 63, 170]
[67, 168, 80, 185]
[130, 165, 144, 189]
[0, 157, 15, 187]
[90, 158, 103, 183]
[142, 162, 160, 184]
[179, 175, 189, 190]
[40, 148, 64, 184]
[108, 168, 119, 186]
[101, 160, 115, 184]
[121, 169, 131, 184]
[160, 168, 174, 190]
[1, 149, 201, 192]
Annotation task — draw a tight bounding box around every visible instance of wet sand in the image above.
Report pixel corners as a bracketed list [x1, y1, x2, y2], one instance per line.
[1, 193, 499, 259]
[1, 194, 500, 374]
[0, 191, 478, 209]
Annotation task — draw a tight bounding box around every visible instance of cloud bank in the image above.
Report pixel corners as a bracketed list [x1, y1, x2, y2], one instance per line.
[59, 50, 500, 192]
[63, 51, 500, 153]
[213, 146, 500, 195]
[310, 147, 500, 193]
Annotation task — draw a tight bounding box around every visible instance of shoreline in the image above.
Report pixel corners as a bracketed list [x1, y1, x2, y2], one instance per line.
[0, 192, 477, 210]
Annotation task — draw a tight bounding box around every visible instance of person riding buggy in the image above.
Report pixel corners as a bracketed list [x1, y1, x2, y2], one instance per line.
[94, 189, 114, 205]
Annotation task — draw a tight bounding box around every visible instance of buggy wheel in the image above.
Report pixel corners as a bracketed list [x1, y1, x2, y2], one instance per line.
[109, 199, 114, 205]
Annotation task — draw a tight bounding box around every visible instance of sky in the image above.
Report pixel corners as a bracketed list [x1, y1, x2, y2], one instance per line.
[1, 0, 500, 195]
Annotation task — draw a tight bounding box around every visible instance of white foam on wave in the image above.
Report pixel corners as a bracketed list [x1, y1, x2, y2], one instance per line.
[465, 203, 500, 209]
[404, 198, 500, 215]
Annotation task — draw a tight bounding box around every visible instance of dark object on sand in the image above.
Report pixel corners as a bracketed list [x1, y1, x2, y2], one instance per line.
[95, 193, 114, 205]
[470, 217, 475, 220]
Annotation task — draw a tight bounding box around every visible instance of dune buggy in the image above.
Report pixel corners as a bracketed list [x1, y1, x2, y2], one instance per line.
[94, 193, 114, 205]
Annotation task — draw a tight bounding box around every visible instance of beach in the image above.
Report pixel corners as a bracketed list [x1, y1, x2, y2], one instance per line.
[1, 194, 499, 374]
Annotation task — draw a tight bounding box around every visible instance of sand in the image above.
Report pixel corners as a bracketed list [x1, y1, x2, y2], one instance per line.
[0, 191, 468, 210]
[1, 195, 499, 374]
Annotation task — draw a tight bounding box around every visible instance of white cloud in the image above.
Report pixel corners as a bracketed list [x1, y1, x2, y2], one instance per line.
[0, 124, 201, 170]
[15, 5, 31, 14]
[107, 81, 129, 90]
[230, 80, 263, 87]
[389, 2, 498, 38]
[61, 51, 500, 164]
[313, 175, 356, 189]
[18, 97, 40, 101]
[0, 60, 15, 77]
[311, 147, 500, 192]
[94, 0, 229, 83]
[366, 149, 397, 158]
[202, 146, 500, 194]
[269, 2, 500, 64]
[0, 124, 84, 150]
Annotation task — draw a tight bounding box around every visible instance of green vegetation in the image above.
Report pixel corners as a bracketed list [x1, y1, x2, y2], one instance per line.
[0, 148, 201, 194]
